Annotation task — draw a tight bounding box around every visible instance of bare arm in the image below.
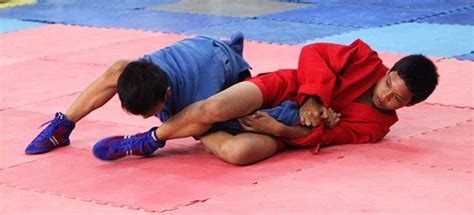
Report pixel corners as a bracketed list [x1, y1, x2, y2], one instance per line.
[64, 59, 130, 122]
[239, 111, 312, 139]
[240, 108, 341, 139]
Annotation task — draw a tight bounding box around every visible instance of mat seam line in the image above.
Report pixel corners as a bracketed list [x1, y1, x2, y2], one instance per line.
[0, 183, 159, 213]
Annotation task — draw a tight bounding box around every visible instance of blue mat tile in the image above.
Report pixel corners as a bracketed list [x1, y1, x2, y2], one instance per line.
[0, 4, 244, 33]
[305, 23, 474, 58]
[260, 4, 433, 28]
[0, 4, 108, 23]
[184, 19, 357, 45]
[318, 1, 474, 12]
[279, 0, 319, 3]
[90, 10, 244, 33]
[37, 0, 178, 10]
[0, 18, 46, 33]
[455, 51, 474, 61]
[419, 7, 474, 26]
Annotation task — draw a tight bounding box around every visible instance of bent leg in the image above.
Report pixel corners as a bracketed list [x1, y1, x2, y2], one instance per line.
[200, 131, 280, 166]
[156, 81, 263, 140]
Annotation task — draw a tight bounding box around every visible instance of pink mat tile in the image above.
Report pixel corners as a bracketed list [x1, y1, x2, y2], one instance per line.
[379, 52, 404, 68]
[0, 185, 150, 215]
[369, 120, 473, 171]
[0, 24, 157, 60]
[45, 35, 298, 68]
[0, 108, 161, 168]
[43, 33, 191, 66]
[16, 93, 160, 128]
[0, 144, 319, 212]
[244, 41, 301, 58]
[0, 110, 57, 169]
[378, 52, 444, 69]
[0, 59, 108, 109]
[171, 150, 472, 214]
[244, 42, 301, 74]
[424, 58, 473, 107]
[386, 103, 472, 140]
[0, 56, 29, 66]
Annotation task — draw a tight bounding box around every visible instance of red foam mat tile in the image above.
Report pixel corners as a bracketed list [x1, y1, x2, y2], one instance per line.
[16, 93, 160, 128]
[368, 120, 473, 171]
[1, 110, 57, 168]
[0, 59, 108, 109]
[378, 52, 404, 68]
[171, 152, 472, 214]
[244, 42, 301, 74]
[386, 103, 472, 140]
[43, 33, 191, 66]
[43, 37, 303, 74]
[0, 108, 159, 168]
[378, 52, 444, 69]
[0, 185, 150, 215]
[0, 144, 318, 212]
[424, 58, 474, 107]
[0, 56, 29, 66]
[0, 24, 157, 60]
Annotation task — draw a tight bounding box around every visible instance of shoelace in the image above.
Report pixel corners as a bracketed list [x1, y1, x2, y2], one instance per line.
[34, 117, 62, 142]
[37, 113, 63, 129]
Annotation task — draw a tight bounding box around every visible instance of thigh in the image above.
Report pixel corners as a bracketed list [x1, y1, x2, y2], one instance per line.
[206, 81, 263, 119]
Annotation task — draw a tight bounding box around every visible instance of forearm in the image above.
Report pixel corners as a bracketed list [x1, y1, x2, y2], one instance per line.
[155, 100, 214, 140]
[65, 77, 117, 122]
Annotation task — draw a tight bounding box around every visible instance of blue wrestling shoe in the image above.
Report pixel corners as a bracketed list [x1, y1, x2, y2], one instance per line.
[25, 112, 75, 154]
[92, 127, 166, 161]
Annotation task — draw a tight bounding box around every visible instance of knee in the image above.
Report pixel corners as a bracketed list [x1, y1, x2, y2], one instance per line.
[198, 98, 229, 123]
[219, 143, 253, 166]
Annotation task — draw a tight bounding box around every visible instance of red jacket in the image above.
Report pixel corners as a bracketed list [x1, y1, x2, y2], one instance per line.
[253, 39, 398, 152]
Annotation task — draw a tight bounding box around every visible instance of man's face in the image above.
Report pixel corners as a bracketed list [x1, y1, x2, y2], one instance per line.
[372, 71, 413, 111]
[141, 102, 166, 119]
[141, 87, 171, 119]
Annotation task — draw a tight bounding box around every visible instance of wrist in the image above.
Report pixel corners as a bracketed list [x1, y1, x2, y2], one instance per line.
[274, 123, 286, 137]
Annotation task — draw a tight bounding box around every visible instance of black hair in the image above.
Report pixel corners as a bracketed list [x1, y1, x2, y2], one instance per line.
[117, 59, 169, 115]
[391, 55, 438, 104]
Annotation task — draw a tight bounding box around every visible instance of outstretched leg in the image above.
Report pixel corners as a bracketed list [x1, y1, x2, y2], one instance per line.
[200, 131, 281, 166]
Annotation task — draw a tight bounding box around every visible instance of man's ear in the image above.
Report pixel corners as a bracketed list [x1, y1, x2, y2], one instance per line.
[166, 87, 172, 97]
